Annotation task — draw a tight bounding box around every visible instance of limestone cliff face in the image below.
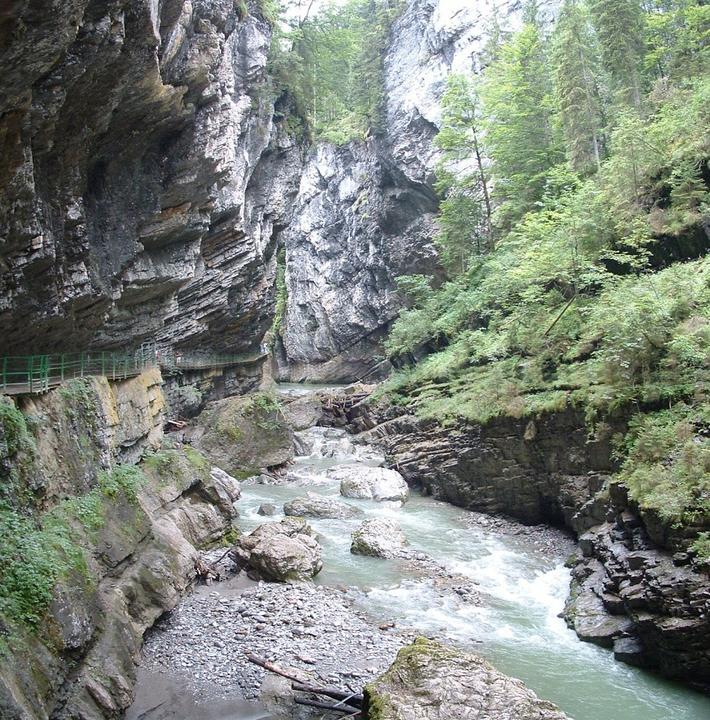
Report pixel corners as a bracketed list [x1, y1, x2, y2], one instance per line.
[276, 141, 438, 382]
[275, 0, 558, 382]
[0, 0, 301, 355]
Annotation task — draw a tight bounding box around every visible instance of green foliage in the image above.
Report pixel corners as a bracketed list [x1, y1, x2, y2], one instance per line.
[616, 405, 709, 531]
[394, 274, 433, 309]
[0, 399, 37, 508]
[589, 0, 646, 107]
[553, 1, 607, 173]
[691, 532, 710, 562]
[0, 462, 145, 632]
[268, 0, 404, 143]
[434, 74, 493, 270]
[481, 22, 564, 229]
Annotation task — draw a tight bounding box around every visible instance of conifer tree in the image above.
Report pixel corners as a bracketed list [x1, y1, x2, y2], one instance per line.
[589, 0, 646, 108]
[481, 22, 563, 228]
[553, 0, 606, 173]
[435, 74, 493, 255]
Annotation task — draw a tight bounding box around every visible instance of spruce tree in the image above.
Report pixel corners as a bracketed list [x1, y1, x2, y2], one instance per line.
[435, 74, 493, 258]
[481, 22, 563, 228]
[553, 0, 606, 173]
[589, 0, 646, 108]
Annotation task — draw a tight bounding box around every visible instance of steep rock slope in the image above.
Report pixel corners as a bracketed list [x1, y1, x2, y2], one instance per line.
[0, 0, 301, 355]
[277, 141, 438, 382]
[276, 0, 558, 382]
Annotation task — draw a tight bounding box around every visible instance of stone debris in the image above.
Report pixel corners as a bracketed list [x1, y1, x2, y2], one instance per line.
[141, 581, 415, 703]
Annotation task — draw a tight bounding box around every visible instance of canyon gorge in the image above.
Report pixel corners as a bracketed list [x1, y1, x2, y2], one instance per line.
[0, 1, 708, 719]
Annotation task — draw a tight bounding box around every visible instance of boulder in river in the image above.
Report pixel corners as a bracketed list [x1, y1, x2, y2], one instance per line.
[234, 518, 323, 582]
[284, 492, 363, 520]
[257, 503, 278, 517]
[332, 465, 409, 503]
[351, 519, 407, 559]
[365, 637, 571, 720]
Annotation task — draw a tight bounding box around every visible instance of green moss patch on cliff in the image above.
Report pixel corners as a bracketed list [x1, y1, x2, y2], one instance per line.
[615, 404, 709, 555]
[0, 464, 147, 636]
[0, 398, 38, 507]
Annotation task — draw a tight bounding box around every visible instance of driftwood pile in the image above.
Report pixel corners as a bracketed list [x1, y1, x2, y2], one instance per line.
[246, 652, 364, 717]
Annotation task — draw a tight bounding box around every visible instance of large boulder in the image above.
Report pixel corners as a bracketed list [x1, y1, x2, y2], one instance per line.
[284, 492, 363, 520]
[351, 519, 407, 559]
[190, 394, 293, 477]
[234, 518, 322, 582]
[365, 637, 571, 720]
[332, 465, 409, 503]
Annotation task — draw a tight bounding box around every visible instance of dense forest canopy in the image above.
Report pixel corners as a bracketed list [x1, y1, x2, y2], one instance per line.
[382, 0, 710, 556]
[268, 0, 403, 142]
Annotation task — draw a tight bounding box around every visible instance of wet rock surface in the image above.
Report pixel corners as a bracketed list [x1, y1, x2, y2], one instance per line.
[365, 637, 571, 720]
[235, 518, 323, 582]
[351, 518, 408, 559]
[565, 505, 710, 687]
[332, 392, 710, 688]
[334, 464, 410, 503]
[284, 492, 363, 520]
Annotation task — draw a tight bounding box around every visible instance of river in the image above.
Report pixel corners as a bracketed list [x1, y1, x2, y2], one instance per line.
[128, 392, 710, 720]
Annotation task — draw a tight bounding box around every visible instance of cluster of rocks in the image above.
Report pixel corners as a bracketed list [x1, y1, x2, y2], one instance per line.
[141, 581, 415, 705]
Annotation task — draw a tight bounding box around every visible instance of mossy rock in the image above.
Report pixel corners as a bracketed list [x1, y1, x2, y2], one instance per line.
[191, 393, 293, 476]
[364, 637, 570, 720]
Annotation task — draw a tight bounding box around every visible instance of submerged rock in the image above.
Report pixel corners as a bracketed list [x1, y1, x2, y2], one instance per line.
[284, 492, 363, 520]
[234, 518, 323, 582]
[351, 519, 407, 559]
[365, 637, 570, 720]
[333, 465, 409, 503]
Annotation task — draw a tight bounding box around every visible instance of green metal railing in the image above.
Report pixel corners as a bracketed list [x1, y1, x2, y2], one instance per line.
[0, 345, 268, 396]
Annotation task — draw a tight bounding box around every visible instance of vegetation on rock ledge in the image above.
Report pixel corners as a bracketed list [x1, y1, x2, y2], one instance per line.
[383, 0, 709, 552]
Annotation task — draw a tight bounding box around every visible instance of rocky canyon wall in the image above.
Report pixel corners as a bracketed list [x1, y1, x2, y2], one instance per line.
[275, 0, 560, 382]
[0, 0, 301, 356]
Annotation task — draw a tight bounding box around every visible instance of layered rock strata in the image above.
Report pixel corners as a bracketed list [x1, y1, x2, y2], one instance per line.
[0, 372, 242, 719]
[0, 0, 301, 355]
[325, 395, 710, 689]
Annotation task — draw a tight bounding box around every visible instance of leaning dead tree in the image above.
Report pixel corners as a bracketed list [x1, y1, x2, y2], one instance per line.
[246, 652, 363, 716]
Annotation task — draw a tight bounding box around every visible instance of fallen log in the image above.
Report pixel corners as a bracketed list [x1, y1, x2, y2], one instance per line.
[245, 652, 312, 684]
[291, 682, 363, 708]
[294, 696, 361, 715]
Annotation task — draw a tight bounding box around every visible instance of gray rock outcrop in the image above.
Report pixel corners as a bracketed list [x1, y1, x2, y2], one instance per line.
[365, 637, 570, 720]
[284, 492, 362, 520]
[0, 375, 240, 720]
[190, 393, 294, 477]
[351, 518, 408, 559]
[333, 464, 410, 503]
[235, 517, 323, 582]
[0, 0, 301, 355]
[275, 140, 438, 382]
